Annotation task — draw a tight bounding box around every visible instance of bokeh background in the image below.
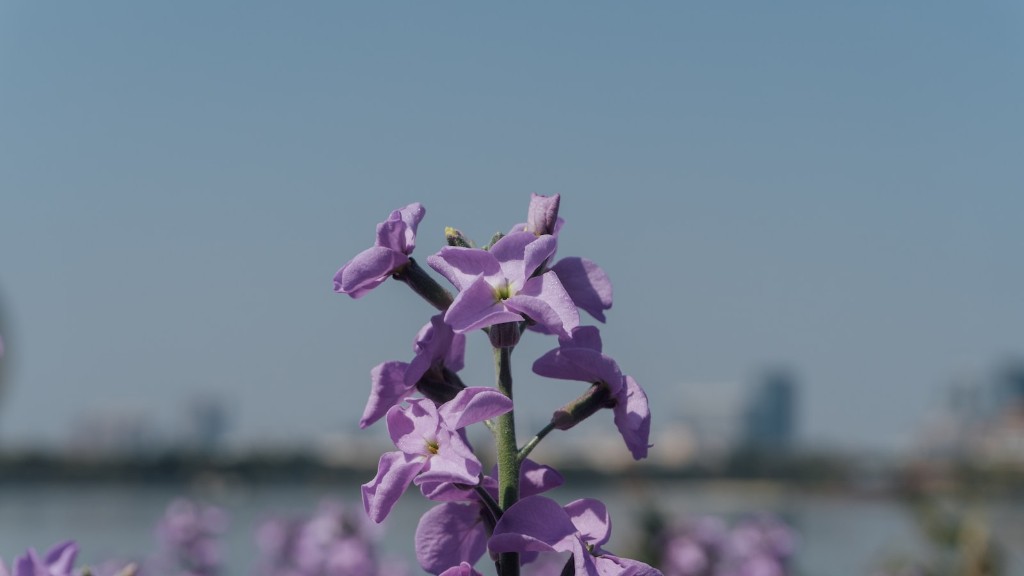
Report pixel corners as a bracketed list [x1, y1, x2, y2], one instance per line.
[1, 2, 1022, 575]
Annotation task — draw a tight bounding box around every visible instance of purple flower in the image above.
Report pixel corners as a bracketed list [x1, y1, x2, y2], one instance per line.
[156, 499, 227, 576]
[533, 326, 652, 459]
[0, 541, 78, 576]
[513, 194, 613, 323]
[489, 496, 662, 576]
[427, 231, 579, 338]
[415, 460, 564, 574]
[334, 203, 426, 298]
[438, 563, 483, 576]
[362, 387, 513, 523]
[361, 314, 467, 428]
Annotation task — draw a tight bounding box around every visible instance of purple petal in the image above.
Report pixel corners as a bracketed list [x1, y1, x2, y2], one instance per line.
[415, 504, 489, 575]
[427, 248, 501, 292]
[523, 234, 558, 279]
[42, 541, 77, 576]
[489, 231, 539, 284]
[407, 316, 461, 387]
[444, 276, 524, 333]
[439, 387, 513, 430]
[438, 563, 484, 576]
[489, 496, 578, 555]
[550, 257, 613, 322]
[613, 376, 652, 460]
[564, 499, 612, 547]
[361, 361, 414, 429]
[570, 537, 601, 576]
[597, 555, 662, 576]
[532, 347, 623, 394]
[519, 459, 565, 497]
[13, 550, 46, 576]
[388, 399, 440, 456]
[561, 325, 603, 352]
[417, 429, 481, 485]
[376, 203, 425, 254]
[362, 451, 424, 522]
[333, 246, 408, 297]
[505, 272, 579, 338]
[526, 193, 561, 236]
[0, 558, 8, 576]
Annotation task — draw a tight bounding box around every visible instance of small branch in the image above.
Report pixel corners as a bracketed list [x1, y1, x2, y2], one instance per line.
[517, 421, 557, 464]
[494, 345, 521, 576]
[393, 258, 453, 311]
[473, 483, 503, 530]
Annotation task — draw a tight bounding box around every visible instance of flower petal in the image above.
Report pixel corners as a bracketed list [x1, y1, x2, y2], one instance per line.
[333, 246, 408, 298]
[489, 231, 539, 284]
[526, 193, 561, 236]
[564, 499, 612, 548]
[407, 315, 460, 388]
[43, 541, 77, 576]
[438, 562, 484, 576]
[428, 248, 501, 292]
[551, 257, 613, 322]
[361, 361, 414, 429]
[439, 387, 513, 430]
[613, 376, 652, 460]
[416, 504, 489, 575]
[519, 459, 565, 497]
[489, 496, 578, 555]
[532, 347, 623, 394]
[417, 429, 481, 486]
[444, 276, 524, 333]
[387, 399, 441, 455]
[361, 451, 423, 523]
[523, 234, 558, 279]
[505, 272, 579, 337]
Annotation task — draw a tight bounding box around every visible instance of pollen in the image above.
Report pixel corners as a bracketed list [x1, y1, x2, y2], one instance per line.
[426, 439, 440, 455]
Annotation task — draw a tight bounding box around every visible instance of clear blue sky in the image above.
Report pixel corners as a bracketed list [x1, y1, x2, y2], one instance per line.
[1, 1, 1022, 451]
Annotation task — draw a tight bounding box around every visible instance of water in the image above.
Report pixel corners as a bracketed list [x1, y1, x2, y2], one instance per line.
[1, 481, 1021, 575]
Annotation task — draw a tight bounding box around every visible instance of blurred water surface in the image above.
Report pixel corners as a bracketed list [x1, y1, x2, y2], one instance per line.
[1, 481, 1021, 575]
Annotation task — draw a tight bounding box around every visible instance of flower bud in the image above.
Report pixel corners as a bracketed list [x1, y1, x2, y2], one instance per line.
[527, 193, 560, 236]
[550, 383, 615, 430]
[488, 322, 521, 348]
[445, 226, 475, 248]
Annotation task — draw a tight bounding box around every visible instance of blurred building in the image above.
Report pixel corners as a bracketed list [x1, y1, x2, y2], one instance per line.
[183, 395, 230, 453]
[740, 369, 798, 453]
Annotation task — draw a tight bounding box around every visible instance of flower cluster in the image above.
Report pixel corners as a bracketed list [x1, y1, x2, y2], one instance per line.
[334, 195, 657, 575]
[153, 499, 227, 576]
[657, 515, 796, 576]
[255, 500, 410, 576]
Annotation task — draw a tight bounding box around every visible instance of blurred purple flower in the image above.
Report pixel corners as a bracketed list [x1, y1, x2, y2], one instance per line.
[427, 231, 579, 338]
[362, 387, 513, 523]
[489, 496, 661, 576]
[156, 499, 227, 576]
[0, 541, 78, 576]
[438, 563, 483, 576]
[361, 314, 466, 428]
[333, 203, 426, 298]
[533, 326, 651, 459]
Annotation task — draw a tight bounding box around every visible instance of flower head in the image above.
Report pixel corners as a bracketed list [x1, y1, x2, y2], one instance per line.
[427, 231, 579, 338]
[360, 314, 467, 428]
[533, 326, 651, 459]
[0, 541, 78, 576]
[489, 496, 662, 576]
[334, 203, 426, 298]
[362, 387, 513, 523]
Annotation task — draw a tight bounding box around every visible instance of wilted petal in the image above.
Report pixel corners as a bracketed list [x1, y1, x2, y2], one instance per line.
[406, 316, 460, 387]
[376, 203, 425, 254]
[439, 387, 513, 430]
[506, 272, 579, 337]
[613, 376, 651, 460]
[428, 248, 501, 292]
[551, 257, 613, 322]
[416, 504, 489, 575]
[362, 451, 424, 522]
[564, 499, 612, 548]
[334, 246, 408, 297]
[388, 399, 440, 455]
[489, 496, 578, 555]
[361, 361, 413, 429]
[445, 276, 524, 333]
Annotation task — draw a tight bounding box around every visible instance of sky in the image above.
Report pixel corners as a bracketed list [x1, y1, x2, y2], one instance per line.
[1, 1, 1022, 452]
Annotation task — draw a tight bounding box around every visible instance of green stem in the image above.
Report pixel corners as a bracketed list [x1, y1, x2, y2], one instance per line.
[494, 345, 520, 576]
[517, 421, 557, 464]
[393, 258, 453, 311]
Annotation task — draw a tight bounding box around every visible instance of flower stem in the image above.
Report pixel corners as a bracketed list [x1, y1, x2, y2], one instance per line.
[517, 421, 557, 464]
[473, 483, 503, 531]
[494, 345, 520, 576]
[393, 258, 453, 311]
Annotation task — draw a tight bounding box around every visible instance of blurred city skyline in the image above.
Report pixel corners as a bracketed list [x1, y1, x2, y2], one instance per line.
[1, 2, 1023, 453]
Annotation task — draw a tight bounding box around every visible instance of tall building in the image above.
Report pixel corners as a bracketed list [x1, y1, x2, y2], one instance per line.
[741, 369, 798, 453]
